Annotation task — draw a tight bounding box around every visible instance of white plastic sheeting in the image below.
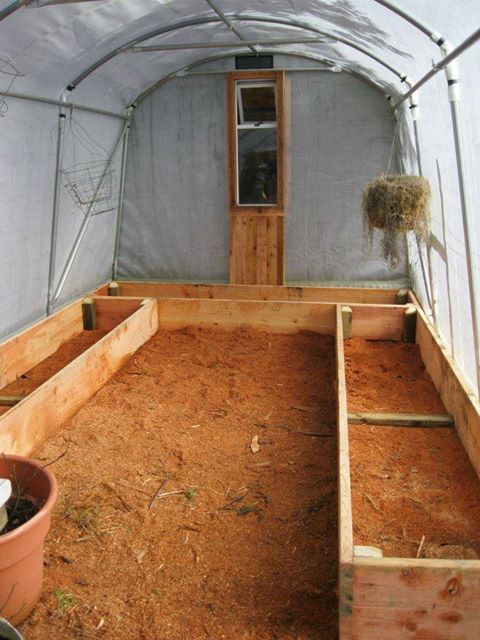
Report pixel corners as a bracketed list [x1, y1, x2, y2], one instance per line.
[0, 0, 479, 393]
[118, 56, 405, 284]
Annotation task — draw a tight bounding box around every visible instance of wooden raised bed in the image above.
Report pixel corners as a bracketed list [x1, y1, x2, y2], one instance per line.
[336, 301, 480, 640]
[1, 283, 479, 637]
[0, 296, 158, 455]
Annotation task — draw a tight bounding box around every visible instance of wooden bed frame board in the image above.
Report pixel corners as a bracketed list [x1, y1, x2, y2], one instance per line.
[336, 305, 354, 640]
[414, 303, 480, 481]
[0, 298, 158, 456]
[0, 298, 84, 389]
[93, 281, 403, 305]
[93, 296, 146, 331]
[156, 298, 406, 339]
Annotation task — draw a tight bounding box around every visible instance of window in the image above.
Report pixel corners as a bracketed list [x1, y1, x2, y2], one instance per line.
[235, 80, 278, 206]
[235, 55, 274, 70]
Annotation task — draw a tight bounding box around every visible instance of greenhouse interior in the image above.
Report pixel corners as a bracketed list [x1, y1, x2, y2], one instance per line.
[0, 1, 480, 638]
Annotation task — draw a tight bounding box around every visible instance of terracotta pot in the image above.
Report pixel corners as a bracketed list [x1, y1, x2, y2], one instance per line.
[0, 455, 58, 626]
[0, 618, 23, 639]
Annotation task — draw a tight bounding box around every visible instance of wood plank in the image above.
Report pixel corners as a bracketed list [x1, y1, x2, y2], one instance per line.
[245, 215, 257, 285]
[276, 217, 285, 285]
[235, 217, 248, 285]
[256, 216, 268, 285]
[0, 299, 158, 456]
[115, 281, 402, 304]
[348, 412, 454, 427]
[82, 297, 97, 330]
[336, 305, 354, 640]
[0, 299, 83, 388]
[266, 217, 277, 286]
[0, 395, 25, 407]
[350, 305, 405, 341]
[157, 298, 336, 334]
[108, 282, 120, 296]
[415, 302, 480, 480]
[352, 556, 480, 640]
[93, 296, 144, 331]
[342, 306, 353, 339]
[404, 304, 417, 343]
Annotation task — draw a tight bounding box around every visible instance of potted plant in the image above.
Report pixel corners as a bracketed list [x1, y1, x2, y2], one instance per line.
[363, 174, 431, 267]
[0, 455, 58, 626]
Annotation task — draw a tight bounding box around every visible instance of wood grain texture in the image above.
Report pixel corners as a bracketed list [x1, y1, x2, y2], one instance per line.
[0, 299, 159, 456]
[336, 305, 354, 640]
[93, 296, 145, 331]
[157, 298, 336, 334]
[415, 302, 480, 480]
[111, 281, 402, 304]
[230, 215, 285, 285]
[352, 556, 480, 640]
[0, 299, 83, 388]
[350, 305, 405, 340]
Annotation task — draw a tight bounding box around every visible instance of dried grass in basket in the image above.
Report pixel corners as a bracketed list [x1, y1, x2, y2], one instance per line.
[363, 175, 431, 268]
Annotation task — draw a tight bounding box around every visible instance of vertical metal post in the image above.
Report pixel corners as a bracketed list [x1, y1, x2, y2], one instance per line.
[112, 106, 133, 279]
[393, 98, 432, 311]
[448, 78, 480, 396]
[52, 119, 129, 305]
[46, 95, 68, 315]
[410, 98, 436, 324]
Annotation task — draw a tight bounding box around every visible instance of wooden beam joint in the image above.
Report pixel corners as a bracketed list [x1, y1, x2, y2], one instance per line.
[404, 304, 417, 343]
[82, 297, 97, 330]
[341, 305, 353, 339]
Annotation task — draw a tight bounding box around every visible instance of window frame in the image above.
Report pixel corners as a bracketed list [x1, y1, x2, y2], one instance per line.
[228, 70, 285, 214]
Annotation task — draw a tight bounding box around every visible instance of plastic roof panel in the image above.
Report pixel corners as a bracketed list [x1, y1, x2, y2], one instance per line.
[1, 0, 478, 109]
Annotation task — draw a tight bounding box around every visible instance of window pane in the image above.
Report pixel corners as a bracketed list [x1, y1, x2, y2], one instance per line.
[239, 86, 276, 123]
[238, 129, 277, 205]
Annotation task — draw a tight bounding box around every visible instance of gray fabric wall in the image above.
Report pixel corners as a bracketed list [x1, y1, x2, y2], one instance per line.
[0, 100, 123, 340]
[119, 58, 406, 284]
[287, 71, 406, 281]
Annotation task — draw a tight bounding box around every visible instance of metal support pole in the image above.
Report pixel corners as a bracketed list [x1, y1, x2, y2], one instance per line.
[6, 90, 126, 120]
[392, 27, 480, 110]
[46, 95, 68, 315]
[132, 37, 333, 51]
[112, 107, 133, 279]
[51, 119, 129, 306]
[409, 96, 436, 323]
[449, 86, 480, 396]
[203, 0, 257, 54]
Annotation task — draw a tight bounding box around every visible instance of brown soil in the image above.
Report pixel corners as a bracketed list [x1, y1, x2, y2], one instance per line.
[346, 338, 480, 559]
[23, 327, 338, 640]
[0, 330, 107, 416]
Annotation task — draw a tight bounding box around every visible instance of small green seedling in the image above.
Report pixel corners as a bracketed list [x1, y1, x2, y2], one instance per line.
[184, 487, 197, 501]
[54, 588, 76, 612]
[151, 587, 162, 598]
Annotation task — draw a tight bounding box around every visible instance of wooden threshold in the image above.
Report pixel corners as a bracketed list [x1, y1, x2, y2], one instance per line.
[348, 412, 454, 428]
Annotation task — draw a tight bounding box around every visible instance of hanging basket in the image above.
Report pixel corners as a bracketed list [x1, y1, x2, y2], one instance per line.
[363, 175, 431, 267]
